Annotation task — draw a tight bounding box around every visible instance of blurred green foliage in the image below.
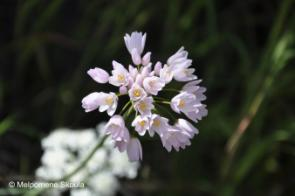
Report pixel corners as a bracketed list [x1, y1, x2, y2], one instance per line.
[0, 0, 295, 195]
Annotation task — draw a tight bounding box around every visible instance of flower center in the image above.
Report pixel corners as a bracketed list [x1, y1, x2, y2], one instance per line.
[133, 89, 141, 97]
[117, 74, 125, 82]
[178, 99, 185, 108]
[138, 102, 146, 111]
[153, 119, 161, 127]
[139, 120, 146, 127]
[105, 97, 113, 105]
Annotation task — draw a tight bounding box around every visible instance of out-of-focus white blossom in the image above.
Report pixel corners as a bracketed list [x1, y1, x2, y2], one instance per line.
[36, 123, 140, 196]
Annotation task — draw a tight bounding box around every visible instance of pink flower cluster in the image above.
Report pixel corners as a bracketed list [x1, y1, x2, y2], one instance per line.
[82, 32, 207, 161]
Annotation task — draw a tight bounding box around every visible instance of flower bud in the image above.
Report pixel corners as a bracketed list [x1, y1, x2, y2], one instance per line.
[142, 52, 151, 66]
[87, 68, 109, 83]
[131, 49, 141, 65]
[154, 61, 162, 75]
[119, 86, 128, 95]
[127, 138, 143, 162]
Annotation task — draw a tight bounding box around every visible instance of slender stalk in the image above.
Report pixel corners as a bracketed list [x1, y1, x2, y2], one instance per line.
[116, 93, 125, 97]
[155, 103, 177, 121]
[24, 135, 108, 196]
[155, 100, 170, 105]
[61, 135, 108, 181]
[163, 88, 179, 93]
[223, 0, 293, 178]
[120, 100, 131, 115]
[154, 97, 169, 101]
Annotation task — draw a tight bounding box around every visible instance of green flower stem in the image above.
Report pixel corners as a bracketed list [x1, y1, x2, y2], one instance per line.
[120, 100, 132, 115]
[123, 101, 134, 118]
[154, 100, 171, 105]
[223, 0, 294, 179]
[163, 88, 179, 93]
[154, 97, 169, 101]
[61, 135, 108, 181]
[136, 64, 141, 70]
[116, 93, 125, 97]
[155, 103, 177, 122]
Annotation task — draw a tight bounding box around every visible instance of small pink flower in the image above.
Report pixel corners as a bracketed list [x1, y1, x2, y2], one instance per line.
[134, 96, 154, 116]
[182, 80, 207, 101]
[170, 92, 197, 114]
[150, 114, 169, 137]
[131, 49, 142, 65]
[142, 52, 151, 66]
[128, 65, 139, 80]
[171, 92, 207, 122]
[128, 83, 147, 101]
[167, 47, 192, 69]
[185, 105, 208, 123]
[161, 126, 192, 152]
[109, 61, 129, 87]
[115, 140, 129, 152]
[81, 92, 102, 112]
[143, 76, 165, 95]
[154, 61, 162, 75]
[87, 67, 109, 83]
[124, 32, 146, 55]
[124, 32, 147, 65]
[173, 68, 197, 81]
[140, 63, 152, 78]
[105, 115, 130, 143]
[132, 115, 150, 136]
[127, 138, 143, 162]
[175, 119, 199, 138]
[98, 92, 118, 116]
[159, 64, 174, 84]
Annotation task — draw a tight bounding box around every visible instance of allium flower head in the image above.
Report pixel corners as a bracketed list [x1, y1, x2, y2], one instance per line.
[82, 31, 208, 161]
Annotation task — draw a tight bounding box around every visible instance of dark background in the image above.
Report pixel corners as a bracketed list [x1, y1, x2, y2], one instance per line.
[0, 0, 295, 195]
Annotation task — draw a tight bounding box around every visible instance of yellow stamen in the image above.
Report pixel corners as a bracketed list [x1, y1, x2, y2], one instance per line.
[178, 99, 185, 108]
[117, 74, 125, 82]
[153, 119, 161, 127]
[105, 97, 113, 105]
[133, 89, 141, 97]
[138, 102, 146, 111]
[139, 120, 146, 127]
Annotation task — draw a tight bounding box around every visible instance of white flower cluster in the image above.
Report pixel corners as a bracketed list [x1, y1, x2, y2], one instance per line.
[82, 31, 207, 162]
[36, 123, 139, 196]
